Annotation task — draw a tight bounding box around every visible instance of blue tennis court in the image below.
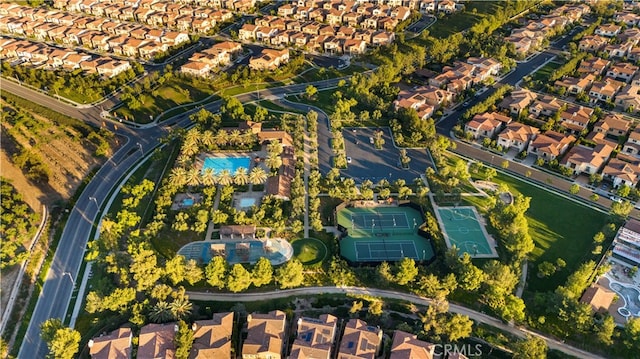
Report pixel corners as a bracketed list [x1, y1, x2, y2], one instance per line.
[202, 156, 250, 175]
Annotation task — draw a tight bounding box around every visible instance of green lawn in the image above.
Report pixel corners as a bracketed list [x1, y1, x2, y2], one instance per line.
[493, 174, 608, 292]
[531, 61, 563, 84]
[116, 77, 218, 123]
[292, 237, 328, 266]
[429, 2, 502, 38]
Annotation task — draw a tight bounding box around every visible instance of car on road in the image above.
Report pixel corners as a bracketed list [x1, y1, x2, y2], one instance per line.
[610, 196, 622, 203]
[347, 157, 352, 163]
[463, 101, 471, 107]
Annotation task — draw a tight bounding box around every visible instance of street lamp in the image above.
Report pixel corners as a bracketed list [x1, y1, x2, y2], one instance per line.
[62, 271, 74, 285]
[89, 196, 98, 207]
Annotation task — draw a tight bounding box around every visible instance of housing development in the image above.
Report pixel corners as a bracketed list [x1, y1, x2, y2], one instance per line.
[2, 1, 640, 359]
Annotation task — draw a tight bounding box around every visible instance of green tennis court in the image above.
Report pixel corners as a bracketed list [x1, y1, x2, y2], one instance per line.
[338, 206, 434, 263]
[436, 206, 498, 258]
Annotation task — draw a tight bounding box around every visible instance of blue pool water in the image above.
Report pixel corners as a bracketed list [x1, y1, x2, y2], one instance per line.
[239, 198, 257, 207]
[202, 156, 250, 175]
[182, 198, 194, 206]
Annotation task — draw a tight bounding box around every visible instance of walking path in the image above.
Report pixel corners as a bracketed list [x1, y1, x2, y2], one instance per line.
[186, 286, 605, 359]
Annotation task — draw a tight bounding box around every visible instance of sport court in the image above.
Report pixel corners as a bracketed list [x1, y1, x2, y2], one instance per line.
[338, 206, 434, 262]
[436, 206, 498, 258]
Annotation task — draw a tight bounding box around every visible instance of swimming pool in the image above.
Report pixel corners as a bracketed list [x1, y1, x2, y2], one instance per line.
[609, 281, 640, 318]
[202, 156, 250, 175]
[239, 198, 257, 207]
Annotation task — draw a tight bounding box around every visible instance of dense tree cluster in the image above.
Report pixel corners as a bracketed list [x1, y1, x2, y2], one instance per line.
[489, 194, 535, 262]
[0, 178, 38, 268]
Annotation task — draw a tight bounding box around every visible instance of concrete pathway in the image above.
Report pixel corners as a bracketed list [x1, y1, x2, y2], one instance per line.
[186, 286, 606, 359]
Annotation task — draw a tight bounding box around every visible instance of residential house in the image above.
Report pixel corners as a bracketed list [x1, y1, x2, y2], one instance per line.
[249, 48, 289, 70]
[497, 123, 540, 152]
[337, 319, 382, 359]
[464, 112, 512, 139]
[88, 327, 132, 359]
[528, 130, 575, 162]
[606, 62, 639, 83]
[290, 314, 338, 359]
[578, 35, 609, 52]
[554, 73, 595, 95]
[438, 0, 456, 14]
[239, 24, 258, 41]
[594, 114, 631, 137]
[603, 41, 634, 58]
[560, 105, 594, 133]
[623, 127, 640, 156]
[616, 85, 640, 113]
[562, 143, 614, 175]
[595, 23, 621, 37]
[242, 311, 287, 359]
[614, 11, 640, 27]
[181, 60, 212, 77]
[190, 312, 234, 359]
[96, 59, 131, 78]
[603, 158, 640, 188]
[466, 57, 502, 76]
[577, 57, 610, 76]
[589, 79, 625, 103]
[529, 95, 563, 118]
[138, 323, 177, 359]
[613, 218, 640, 267]
[499, 88, 537, 115]
[389, 330, 436, 359]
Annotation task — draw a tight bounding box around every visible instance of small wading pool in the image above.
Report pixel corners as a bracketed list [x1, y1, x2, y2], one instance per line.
[182, 198, 195, 206]
[202, 156, 250, 175]
[239, 198, 257, 207]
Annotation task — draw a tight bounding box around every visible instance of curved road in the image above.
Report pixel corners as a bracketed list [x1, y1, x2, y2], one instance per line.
[12, 25, 585, 358]
[10, 76, 345, 359]
[187, 286, 605, 359]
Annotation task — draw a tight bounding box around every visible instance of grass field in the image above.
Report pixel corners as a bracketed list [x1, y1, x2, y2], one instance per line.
[531, 61, 563, 84]
[493, 173, 608, 292]
[429, 1, 502, 38]
[292, 237, 328, 266]
[116, 77, 218, 123]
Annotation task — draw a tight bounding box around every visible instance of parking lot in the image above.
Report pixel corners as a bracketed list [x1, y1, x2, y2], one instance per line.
[340, 127, 434, 183]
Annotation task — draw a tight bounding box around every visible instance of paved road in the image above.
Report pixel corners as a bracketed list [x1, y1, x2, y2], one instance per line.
[10, 76, 345, 359]
[186, 286, 605, 359]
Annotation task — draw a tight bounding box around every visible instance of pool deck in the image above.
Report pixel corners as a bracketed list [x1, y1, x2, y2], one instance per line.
[599, 257, 640, 324]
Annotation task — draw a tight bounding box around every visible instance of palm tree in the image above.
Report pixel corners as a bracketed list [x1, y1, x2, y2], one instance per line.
[229, 129, 242, 146]
[267, 141, 283, 156]
[169, 297, 192, 320]
[266, 153, 282, 171]
[169, 167, 188, 188]
[249, 167, 268, 185]
[215, 129, 228, 147]
[234, 167, 249, 186]
[201, 130, 215, 150]
[217, 169, 233, 186]
[200, 168, 217, 187]
[184, 128, 201, 146]
[181, 138, 199, 157]
[149, 301, 174, 323]
[186, 167, 201, 187]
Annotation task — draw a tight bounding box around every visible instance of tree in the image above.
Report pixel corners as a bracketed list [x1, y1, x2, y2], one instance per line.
[624, 317, 640, 351]
[150, 301, 174, 323]
[611, 200, 633, 221]
[175, 320, 194, 359]
[597, 315, 616, 346]
[305, 85, 318, 99]
[249, 167, 268, 185]
[275, 259, 304, 289]
[217, 169, 234, 186]
[537, 262, 556, 278]
[184, 259, 204, 285]
[395, 257, 418, 285]
[129, 243, 163, 292]
[170, 295, 193, 320]
[593, 232, 605, 244]
[165, 255, 187, 285]
[234, 167, 249, 186]
[40, 319, 81, 359]
[252, 257, 273, 287]
[350, 301, 363, 316]
[227, 264, 252, 292]
[205, 256, 227, 289]
[513, 335, 547, 359]
[368, 300, 384, 316]
[570, 183, 580, 194]
[441, 314, 473, 342]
